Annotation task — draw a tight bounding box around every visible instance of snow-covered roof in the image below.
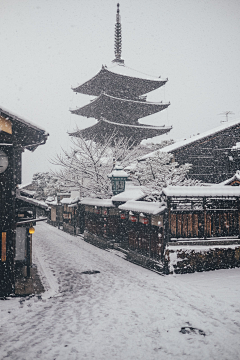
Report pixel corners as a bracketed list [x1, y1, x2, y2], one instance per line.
[139, 118, 240, 160]
[0, 105, 49, 151]
[18, 182, 33, 189]
[219, 171, 240, 185]
[72, 64, 168, 97]
[45, 196, 57, 205]
[71, 93, 170, 121]
[102, 118, 170, 130]
[163, 185, 240, 198]
[0, 105, 48, 134]
[80, 198, 115, 207]
[108, 165, 129, 179]
[16, 193, 48, 209]
[19, 189, 36, 197]
[111, 184, 146, 202]
[106, 63, 167, 82]
[61, 197, 80, 205]
[119, 200, 166, 215]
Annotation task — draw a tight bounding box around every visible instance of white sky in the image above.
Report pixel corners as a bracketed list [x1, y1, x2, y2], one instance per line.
[0, 0, 240, 183]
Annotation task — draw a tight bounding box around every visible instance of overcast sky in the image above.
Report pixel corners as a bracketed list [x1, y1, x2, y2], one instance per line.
[1, 0, 240, 183]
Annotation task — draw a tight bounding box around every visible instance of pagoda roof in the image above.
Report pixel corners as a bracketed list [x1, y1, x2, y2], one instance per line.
[72, 65, 168, 98]
[68, 118, 172, 146]
[70, 93, 170, 124]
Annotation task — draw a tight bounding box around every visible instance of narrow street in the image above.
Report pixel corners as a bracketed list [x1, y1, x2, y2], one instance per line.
[1, 222, 240, 360]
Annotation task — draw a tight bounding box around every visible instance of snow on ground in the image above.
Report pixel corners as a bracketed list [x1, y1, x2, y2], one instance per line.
[1, 222, 240, 360]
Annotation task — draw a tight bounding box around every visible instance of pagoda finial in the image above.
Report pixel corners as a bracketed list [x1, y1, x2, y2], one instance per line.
[112, 3, 124, 64]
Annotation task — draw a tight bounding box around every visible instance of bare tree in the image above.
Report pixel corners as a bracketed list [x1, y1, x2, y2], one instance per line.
[51, 133, 148, 198]
[130, 151, 201, 201]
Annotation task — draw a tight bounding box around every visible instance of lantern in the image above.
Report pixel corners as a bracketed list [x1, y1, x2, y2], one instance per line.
[130, 215, 137, 222]
[142, 218, 149, 225]
[108, 165, 129, 195]
[29, 226, 35, 234]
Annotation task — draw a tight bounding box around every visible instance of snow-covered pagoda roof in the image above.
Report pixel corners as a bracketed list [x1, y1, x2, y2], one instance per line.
[0, 105, 49, 151]
[119, 200, 166, 215]
[139, 118, 240, 160]
[69, 118, 172, 145]
[70, 93, 170, 123]
[162, 185, 240, 198]
[72, 65, 167, 99]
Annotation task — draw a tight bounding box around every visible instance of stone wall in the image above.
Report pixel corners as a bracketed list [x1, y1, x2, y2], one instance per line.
[164, 243, 240, 274]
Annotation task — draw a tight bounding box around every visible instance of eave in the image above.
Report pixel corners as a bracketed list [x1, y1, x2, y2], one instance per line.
[68, 118, 172, 145]
[70, 93, 170, 123]
[0, 106, 49, 151]
[72, 66, 167, 98]
[139, 119, 240, 160]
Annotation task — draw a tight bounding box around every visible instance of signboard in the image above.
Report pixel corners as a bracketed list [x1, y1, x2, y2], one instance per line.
[1, 232, 7, 262]
[15, 227, 27, 261]
[0, 116, 12, 134]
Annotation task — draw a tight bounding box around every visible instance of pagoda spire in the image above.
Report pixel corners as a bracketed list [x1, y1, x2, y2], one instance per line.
[112, 3, 124, 64]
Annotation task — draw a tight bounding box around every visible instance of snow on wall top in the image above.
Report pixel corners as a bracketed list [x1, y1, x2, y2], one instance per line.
[139, 118, 240, 160]
[80, 198, 115, 208]
[163, 185, 240, 197]
[119, 200, 166, 215]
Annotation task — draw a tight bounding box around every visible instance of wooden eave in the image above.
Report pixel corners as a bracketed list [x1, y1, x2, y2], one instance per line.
[0, 107, 49, 151]
[70, 93, 170, 123]
[69, 118, 172, 145]
[72, 67, 167, 98]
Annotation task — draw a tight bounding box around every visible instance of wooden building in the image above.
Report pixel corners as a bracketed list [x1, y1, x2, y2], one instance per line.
[81, 198, 119, 248]
[0, 106, 48, 296]
[140, 120, 240, 183]
[60, 192, 81, 235]
[69, 4, 171, 145]
[78, 183, 240, 274]
[162, 186, 240, 241]
[118, 201, 166, 261]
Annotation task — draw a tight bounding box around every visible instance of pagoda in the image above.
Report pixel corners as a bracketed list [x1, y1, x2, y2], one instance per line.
[69, 4, 172, 145]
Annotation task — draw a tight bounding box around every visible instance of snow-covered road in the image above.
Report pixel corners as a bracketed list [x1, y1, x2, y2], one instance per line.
[1, 222, 240, 360]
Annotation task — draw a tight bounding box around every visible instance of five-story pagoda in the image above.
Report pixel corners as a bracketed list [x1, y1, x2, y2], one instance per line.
[70, 4, 172, 145]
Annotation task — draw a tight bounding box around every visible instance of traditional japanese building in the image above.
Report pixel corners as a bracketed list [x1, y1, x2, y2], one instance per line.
[0, 106, 49, 296]
[70, 4, 171, 145]
[140, 118, 240, 183]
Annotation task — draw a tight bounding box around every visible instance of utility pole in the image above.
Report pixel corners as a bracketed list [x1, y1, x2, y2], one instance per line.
[218, 111, 234, 123]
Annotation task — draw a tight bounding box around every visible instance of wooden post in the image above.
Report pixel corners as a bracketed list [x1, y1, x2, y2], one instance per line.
[238, 199, 240, 239]
[1, 232, 7, 262]
[26, 232, 32, 278]
[0, 146, 16, 296]
[203, 197, 207, 239]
